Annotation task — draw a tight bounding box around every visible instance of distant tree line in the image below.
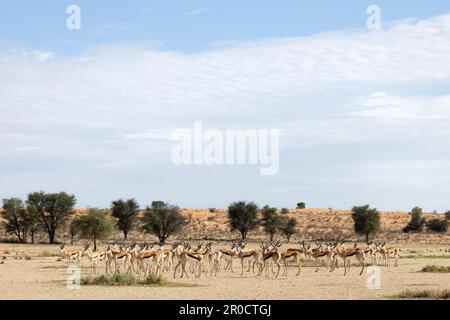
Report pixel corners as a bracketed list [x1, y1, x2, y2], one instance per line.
[1, 192, 186, 245]
[1, 193, 448, 245]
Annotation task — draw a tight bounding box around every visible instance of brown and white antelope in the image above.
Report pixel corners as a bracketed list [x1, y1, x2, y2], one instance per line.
[331, 242, 365, 276]
[173, 242, 192, 278]
[59, 243, 85, 266]
[236, 241, 265, 276]
[281, 241, 308, 276]
[84, 243, 107, 274]
[260, 241, 282, 277]
[105, 244, 133, 274]
[378, 242, 400, 267]
[305, 242, 336, 272]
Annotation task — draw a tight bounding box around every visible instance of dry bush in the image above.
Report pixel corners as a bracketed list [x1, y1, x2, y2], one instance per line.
[81, 273, 168, 286]
[398, 289, 450, 299]
[421, 265, 450, 273]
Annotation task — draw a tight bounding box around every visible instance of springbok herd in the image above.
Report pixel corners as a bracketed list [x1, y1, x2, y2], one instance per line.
[59, 240, 401, 279]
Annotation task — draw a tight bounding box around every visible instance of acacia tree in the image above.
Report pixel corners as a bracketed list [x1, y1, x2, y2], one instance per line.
[111, 199, 140, 240]
[279, 216, 298, 242]
[143, 202, 185, 244]
[151, 201, 165, 209]
[351, 205, 380, 242]
[26, 191, 76, 244]
[26, 205, 42, 244]
[69, 220, 78, 245]
[73, 208, 113, 251]
[403, 206, 426, 233]
[1, 198, 29, 243]
[261, 205, 281, 241]
[297, 202, 306, 209]
[227, 201, 260, 240]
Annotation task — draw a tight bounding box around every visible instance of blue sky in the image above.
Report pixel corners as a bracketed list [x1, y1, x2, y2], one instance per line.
[1, 1, 450, 211]
[1, 0, 449, 54]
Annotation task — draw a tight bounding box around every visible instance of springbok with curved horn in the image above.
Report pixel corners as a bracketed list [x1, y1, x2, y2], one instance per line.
[281, 241, 308, 276]
[331, 242, 365, 276]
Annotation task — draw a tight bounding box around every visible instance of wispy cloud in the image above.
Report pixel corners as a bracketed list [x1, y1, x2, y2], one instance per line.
[346, 92, 450, 121]
[15, 146, 42, 152]
[90, 22, 136, 37]
[141, 6, 159, 15]
[4, 49, 55, 62]
[123, 129, 173, 140]
[2, 14, 450, 209]
[184, 7, 211, 16]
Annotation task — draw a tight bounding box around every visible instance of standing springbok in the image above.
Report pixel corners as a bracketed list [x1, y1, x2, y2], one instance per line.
[105, 244, 133, 274]
[59, 243, 85, 266]
[332, 242, 365, 276]
[281, 241, 308, 276]
[84, 243, 107, 274]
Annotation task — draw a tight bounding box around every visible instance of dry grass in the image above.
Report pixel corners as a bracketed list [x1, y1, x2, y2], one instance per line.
[1, 243, 450, 300]
[39, 250, 60, 257]
[401, 254, 450, 259]
[397, 289, 450, 299]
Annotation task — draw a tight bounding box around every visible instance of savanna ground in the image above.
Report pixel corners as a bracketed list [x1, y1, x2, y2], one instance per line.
[0, 209, 449, 300]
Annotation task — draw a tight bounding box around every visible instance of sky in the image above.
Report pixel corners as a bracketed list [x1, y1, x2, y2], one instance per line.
[1, 1, 450, 211]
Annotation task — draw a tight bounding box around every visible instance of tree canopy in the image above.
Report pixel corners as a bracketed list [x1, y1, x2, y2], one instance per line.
[227, 201, 260, 240]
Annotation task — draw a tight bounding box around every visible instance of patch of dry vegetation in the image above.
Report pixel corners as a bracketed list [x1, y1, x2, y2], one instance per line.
[397, 289, 450, 299]
[81, 273, 168, 286]
[421, 265, 450, 273]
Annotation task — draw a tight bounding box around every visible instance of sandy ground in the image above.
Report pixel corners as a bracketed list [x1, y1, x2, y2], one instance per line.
[0, 243, 449, 300]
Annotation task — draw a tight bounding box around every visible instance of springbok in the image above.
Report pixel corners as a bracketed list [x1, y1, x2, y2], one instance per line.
[260, 241, 282, 277]
[59, 243, 85, 266]
[84, 243, 107, 274]
[105, 244, 133, 274]
[281, 241, 308, 276]
[332, 242, 365, 276]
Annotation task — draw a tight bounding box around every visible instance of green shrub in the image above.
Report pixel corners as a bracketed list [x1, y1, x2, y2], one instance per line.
[81, 273, 168, 286]
[208, 208, 216, 213]
[445, 210, 450, 220]
[421, 265, 450, 273]
[140, 274, 168, 285]
[426, 219, 449, 233]
[280, 208, 289, 215]
[398, 289, 450, 299]
[81, 274, 135, 286]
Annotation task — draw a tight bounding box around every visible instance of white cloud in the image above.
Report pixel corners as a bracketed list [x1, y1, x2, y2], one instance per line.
[123, 129, 173, 140]
[184, 7, 211, 16]
[31, 51, 54, 62]
[1, 49, 55, 62]
[141, 6, 159, 15]
[1, 14, 450, 209]
[347, 92, 450, 120]
[90, 22, 136, 37]
[15, 146, 42, 152]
